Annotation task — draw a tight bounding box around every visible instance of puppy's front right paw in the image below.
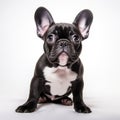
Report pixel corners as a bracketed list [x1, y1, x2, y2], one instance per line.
[16, 104, 36, 113]
[15, 102, 37, 113]
[16, 105, 35, 113]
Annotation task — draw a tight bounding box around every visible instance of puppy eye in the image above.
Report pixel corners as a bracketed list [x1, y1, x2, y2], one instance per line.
[47, 34, 56, 44]
[72, 34, 80, 43]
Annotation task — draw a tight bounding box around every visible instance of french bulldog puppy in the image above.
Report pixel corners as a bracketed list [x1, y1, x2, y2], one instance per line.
[16, 7, 93, 113]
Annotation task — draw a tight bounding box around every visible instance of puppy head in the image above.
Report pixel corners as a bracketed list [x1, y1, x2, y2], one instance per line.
[34, 7, 93, 66]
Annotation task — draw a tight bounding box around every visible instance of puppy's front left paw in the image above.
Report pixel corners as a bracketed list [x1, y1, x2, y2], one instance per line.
[74, 105, 91, 113]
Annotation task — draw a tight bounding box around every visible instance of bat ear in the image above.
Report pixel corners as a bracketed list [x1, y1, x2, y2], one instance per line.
[34, 7, 55, 38]
[73, 9, 93, 40]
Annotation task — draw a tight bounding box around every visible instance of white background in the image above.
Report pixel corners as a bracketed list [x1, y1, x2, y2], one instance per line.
[0, 0, 120, 120]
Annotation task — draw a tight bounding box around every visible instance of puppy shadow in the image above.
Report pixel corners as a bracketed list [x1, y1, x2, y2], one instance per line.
[36, 103, 53, 111]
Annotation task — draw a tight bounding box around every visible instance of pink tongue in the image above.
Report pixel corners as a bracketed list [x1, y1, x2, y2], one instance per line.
[58, 52, 68, 66]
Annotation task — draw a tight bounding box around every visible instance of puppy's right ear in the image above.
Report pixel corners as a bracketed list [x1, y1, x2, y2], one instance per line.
[34, 7, 54, 38]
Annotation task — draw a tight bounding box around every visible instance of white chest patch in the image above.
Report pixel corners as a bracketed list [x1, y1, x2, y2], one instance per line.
[43, 66, 77, 96]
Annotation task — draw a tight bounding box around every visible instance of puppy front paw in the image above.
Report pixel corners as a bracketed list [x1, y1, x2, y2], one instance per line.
[74, 105, 91, 113]
[16, 105, 36, 113]
[16, 101, 37, 113]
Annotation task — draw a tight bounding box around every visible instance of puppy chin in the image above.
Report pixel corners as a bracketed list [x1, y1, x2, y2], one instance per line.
[58, 52, 68, 66]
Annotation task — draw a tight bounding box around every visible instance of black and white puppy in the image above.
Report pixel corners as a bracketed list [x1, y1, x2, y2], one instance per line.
[16, 7, 93, 113]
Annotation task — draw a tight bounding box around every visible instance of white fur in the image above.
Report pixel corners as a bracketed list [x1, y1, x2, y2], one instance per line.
[43, 66, 77, 96]
[58, 52, 68, 66]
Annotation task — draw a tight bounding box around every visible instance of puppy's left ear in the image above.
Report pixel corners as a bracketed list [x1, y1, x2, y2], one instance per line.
[34, 7, 55, 38]
[73, 9, 93, 40]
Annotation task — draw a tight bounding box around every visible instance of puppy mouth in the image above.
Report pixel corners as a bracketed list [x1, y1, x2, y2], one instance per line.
[48, 50, 78, 66]
[58, 52, 68, 66]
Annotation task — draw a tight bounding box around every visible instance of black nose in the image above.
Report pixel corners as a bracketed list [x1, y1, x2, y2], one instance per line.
[59, 41, 68, 47]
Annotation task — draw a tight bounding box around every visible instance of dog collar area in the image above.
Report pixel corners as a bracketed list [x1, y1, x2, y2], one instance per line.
[59, 65, 67, 67]
[57, 63, 71, 68]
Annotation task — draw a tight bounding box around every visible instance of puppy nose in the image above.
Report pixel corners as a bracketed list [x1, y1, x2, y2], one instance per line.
[59, 41, 68, 47]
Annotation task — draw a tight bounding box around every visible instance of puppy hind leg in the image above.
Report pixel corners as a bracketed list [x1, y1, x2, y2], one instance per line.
[53, 96, 73, 106]
[38, 93, 51, 103]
